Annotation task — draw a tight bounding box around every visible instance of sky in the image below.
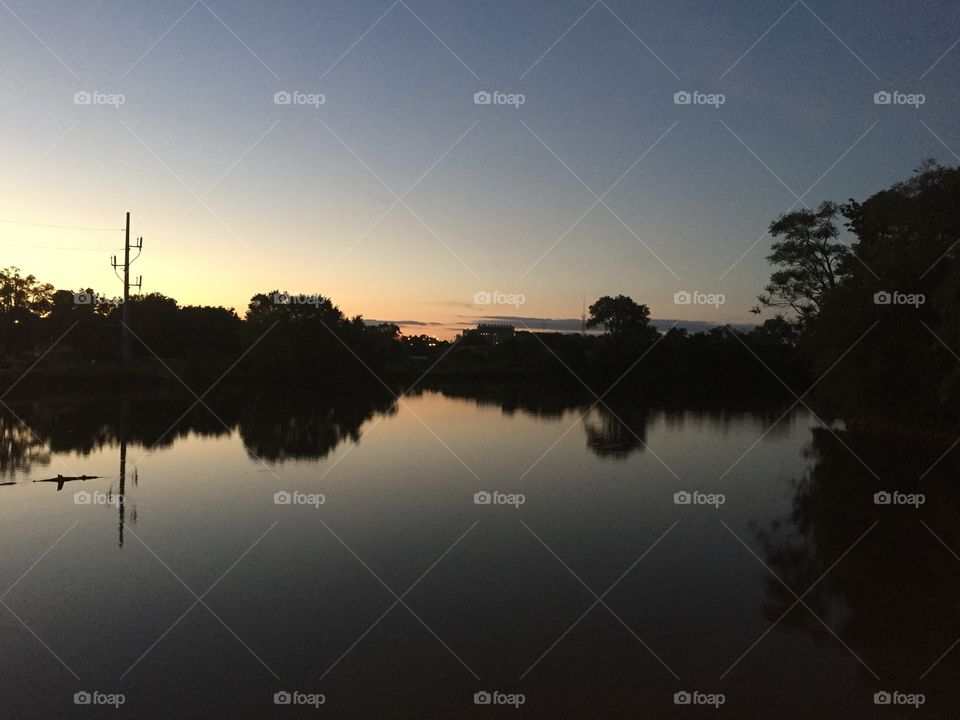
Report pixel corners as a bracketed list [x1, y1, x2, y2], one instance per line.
[1, 0, 958, 338]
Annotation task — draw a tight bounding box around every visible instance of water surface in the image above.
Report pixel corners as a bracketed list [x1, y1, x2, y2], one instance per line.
[1, 388, 956, 717]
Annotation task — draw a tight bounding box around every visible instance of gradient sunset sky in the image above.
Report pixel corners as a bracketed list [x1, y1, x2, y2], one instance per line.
[1, 0, 958, 337]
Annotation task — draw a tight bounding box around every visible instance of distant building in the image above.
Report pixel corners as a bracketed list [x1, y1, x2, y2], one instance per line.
[466, 322, 515, 343]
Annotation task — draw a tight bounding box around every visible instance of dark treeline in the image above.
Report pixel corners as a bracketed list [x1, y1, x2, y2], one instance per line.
[0, 278, 803, 403]
[429, 306, 803, 401]
[1, 161, 957, 428]
[750, 160, 960, 428]
[438, 160, 960, 429]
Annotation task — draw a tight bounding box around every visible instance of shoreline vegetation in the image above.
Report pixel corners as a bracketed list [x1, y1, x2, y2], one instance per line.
[0, 370, 948, 441]
[1, 161, 958, 434]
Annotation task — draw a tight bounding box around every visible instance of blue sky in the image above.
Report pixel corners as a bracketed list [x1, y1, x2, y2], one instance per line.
[1, 0, 958, 336]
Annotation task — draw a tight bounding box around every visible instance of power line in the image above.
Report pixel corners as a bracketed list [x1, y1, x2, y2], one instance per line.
[0, 217, 123, 232]
[0, 242, 125, 251]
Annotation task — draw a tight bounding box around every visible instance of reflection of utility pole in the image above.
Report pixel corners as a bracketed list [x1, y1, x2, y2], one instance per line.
[111, 212, 142, 364]
[118, 396, 128, 548]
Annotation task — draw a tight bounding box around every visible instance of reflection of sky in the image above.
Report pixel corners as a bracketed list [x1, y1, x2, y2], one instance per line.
[0, 391, 836, 715]
[1, 1, 957, 337]
[1, 392, 818, 562]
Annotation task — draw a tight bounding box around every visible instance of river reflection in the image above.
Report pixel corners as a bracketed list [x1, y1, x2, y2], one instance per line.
[0, 385, 399, 478]
[0, 386, 958, 717]
[756, 426, 960, 713]
[0, 385, 792, 476]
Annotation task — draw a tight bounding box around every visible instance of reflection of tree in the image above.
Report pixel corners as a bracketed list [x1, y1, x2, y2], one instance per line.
[237, 387, 396, 462]
[2, 384, 802, 475]
[583, 404, 650, 458]
[421, 382, 587, 420]
[757, 427, 960, 708]
[30, 391, 230, 457]
[0, 385, 398, 474]
[0, 411, 50, 478]
[582, 404, 794, 459]
[428, 384, 793, 460]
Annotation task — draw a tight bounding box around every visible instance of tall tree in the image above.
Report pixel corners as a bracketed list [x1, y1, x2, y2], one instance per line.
[586, 295, 654, 340]
[754, 202, 849, 323]
[0, 267, 54, 316]
[796, 162, 960, 424]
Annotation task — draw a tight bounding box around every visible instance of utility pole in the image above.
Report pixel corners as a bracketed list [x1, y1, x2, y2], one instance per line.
[122, 212, 130, 362]
[111, 212, 142, 364]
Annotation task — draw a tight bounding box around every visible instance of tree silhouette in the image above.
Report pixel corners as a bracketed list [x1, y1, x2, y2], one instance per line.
[586, 294, 655, 340]
[755, 202, 848, 322]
